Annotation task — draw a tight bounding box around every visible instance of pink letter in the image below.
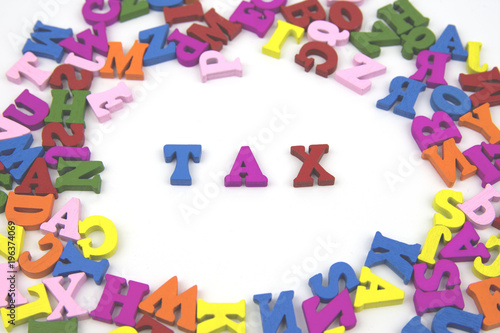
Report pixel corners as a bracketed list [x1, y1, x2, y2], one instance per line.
[199, 51, 242, 83]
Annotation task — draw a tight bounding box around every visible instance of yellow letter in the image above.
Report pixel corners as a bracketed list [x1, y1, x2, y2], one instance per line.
[353, 267, 404, 312]
[432, 189, 465, 232]
[77, 215, 118, 260]
[262, 20, 304, 59]
[1, 283, 52, 332]
[473, 232, 500, 280]
[197, 299, 246, 333]
[418, 225, 452, 267]
[108, 327, 138, 333]
[466, 41, 488, 74]
[0, 225, 24, 261]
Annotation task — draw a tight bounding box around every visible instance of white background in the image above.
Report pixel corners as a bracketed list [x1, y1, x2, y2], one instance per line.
[1, 0, 500, 332]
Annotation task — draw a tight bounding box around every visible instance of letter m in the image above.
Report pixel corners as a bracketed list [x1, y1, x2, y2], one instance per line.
[187, 9, 242, 51]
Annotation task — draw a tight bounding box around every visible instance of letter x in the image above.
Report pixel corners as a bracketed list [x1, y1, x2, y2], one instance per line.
[291, 144, 335, 187]
[42, 272, 88, 321]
